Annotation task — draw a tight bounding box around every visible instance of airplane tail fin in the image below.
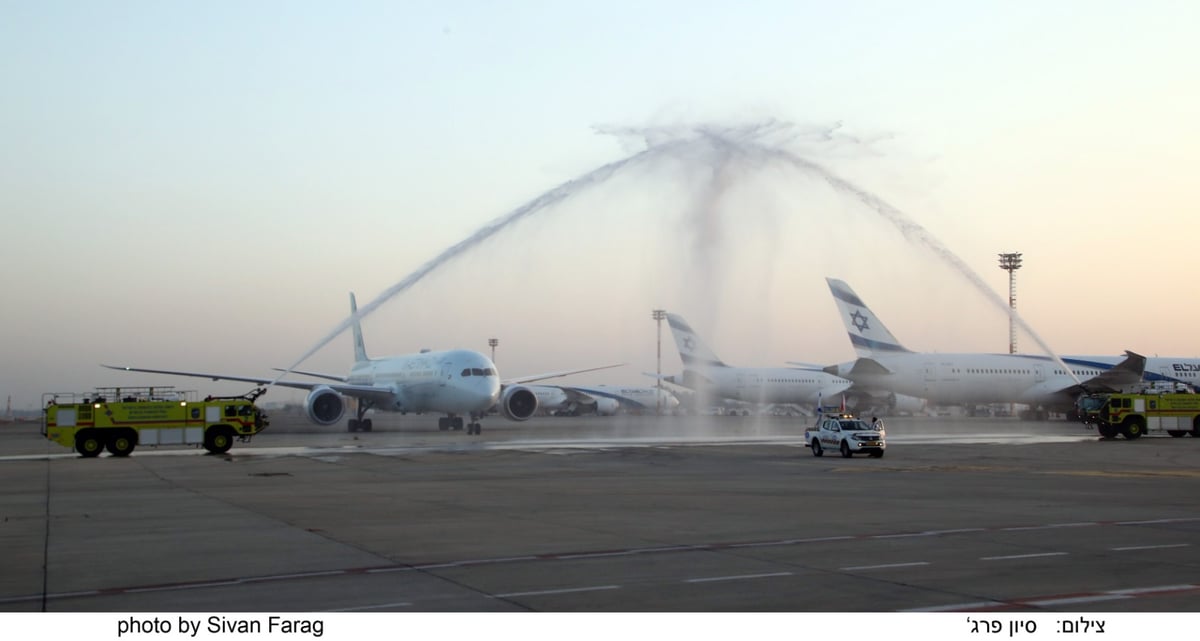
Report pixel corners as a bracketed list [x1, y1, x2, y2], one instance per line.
[350, 292, 369, 363]
[666, 313, 728, 368]
[825, 278, 910, 358]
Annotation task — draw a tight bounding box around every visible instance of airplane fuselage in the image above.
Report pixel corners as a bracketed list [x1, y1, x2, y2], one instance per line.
[828, 353, 1149, 409]
[678, 366, 851, 406]
[348, 349, 500, 414]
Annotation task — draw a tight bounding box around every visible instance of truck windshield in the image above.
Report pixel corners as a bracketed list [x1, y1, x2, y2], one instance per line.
[1076, 396, 1105, 413]
[839, 420, 876, 431]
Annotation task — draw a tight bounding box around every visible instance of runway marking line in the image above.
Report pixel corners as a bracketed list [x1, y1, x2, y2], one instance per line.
[840, 562, 930, 571]
[494, 585, 620, 598]
[980, 552, 1069, 561]
[1110, 543, 1190, 551]
[684, 572, 793, 584]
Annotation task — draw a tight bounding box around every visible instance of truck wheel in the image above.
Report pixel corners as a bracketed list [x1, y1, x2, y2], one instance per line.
[204, 427, 235, 454]
[1121, 417, 1145, 440]
[840, 441, 852, 458]
[75, 431, 103, 458]
[105, 430, 137, 457]
[1097, 424, 1117, 439]
[811, 440, 823, 457]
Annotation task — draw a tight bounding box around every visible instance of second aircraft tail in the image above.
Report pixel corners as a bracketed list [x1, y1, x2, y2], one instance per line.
[666, 313, 728, 369]
[825, 278, 911, 358]
[350, 292, 369, 363]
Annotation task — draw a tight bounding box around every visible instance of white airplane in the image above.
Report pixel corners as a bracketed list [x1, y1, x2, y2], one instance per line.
[822, 277, 1153, 417]
[529, 384, 680, 416]
[104, 293, 620, 434]
[659, 313, 853, 409]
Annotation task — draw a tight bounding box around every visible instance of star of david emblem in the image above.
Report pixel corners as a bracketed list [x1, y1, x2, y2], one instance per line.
[682, 336, 696, 352]
[850, 310, 870, 333]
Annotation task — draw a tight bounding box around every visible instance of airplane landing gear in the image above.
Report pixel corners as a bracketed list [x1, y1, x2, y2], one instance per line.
[348, 401, 375, 432]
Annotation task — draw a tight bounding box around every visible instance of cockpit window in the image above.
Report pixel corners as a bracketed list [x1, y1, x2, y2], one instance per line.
[471, 368, 485, 376]
[484, 368, 495, 376]
[461, 369, 472, 377]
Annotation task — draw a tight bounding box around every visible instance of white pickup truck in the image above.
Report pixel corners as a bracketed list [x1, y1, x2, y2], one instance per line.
[805, 413, 886, 458]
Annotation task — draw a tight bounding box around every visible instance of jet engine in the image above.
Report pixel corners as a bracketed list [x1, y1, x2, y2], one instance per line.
[889, 393, 927, 415]
[500, 385, 538, 421]
[593, 398, 620, 416]
[305, 386, 346, 425]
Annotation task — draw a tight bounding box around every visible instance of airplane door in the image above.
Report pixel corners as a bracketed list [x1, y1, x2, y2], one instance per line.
[1033, 364, 1045, 383]
[923, 362, 937, 397]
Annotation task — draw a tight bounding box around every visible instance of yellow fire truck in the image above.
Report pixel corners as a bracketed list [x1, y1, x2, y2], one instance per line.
[42, 387, 269, 456]
[1077, 391, 1200, 439]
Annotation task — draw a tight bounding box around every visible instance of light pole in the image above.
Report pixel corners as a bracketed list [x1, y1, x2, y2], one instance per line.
[651, 309, 666, 416]
[998, 252, 1023, 354]
[488, 338, 499, 363]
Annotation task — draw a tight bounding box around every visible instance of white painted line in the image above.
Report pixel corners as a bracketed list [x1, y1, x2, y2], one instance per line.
[1108, 584, 1199, 595]
[924, 528, 987, 535]
[902, 601, 1005, 613]
[1115, 517, 1200, 526]
[252, 570, 344, 581]
[126, 580, 244, 593]
[840, 561, 929, 571]
[329, 601, 412, 611]
[684, 572, 793, 584]
[495, 585, 620, 598]
[1026, 594, 1130, 607]
[980, 552, 1069, 561]
[366, 567, 414, 574]
[557, 551, 637, 560]
[461, 555, 539, 564]
[1110, 543, 1190, 552]
[637, 545, 702, 554]
[1001, 522, 1096, 531]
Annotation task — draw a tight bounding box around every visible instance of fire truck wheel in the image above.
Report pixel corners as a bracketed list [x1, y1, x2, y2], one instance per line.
[105, 430, 137, 457]
[204, 427, 235, 454]
[75, 431, 103, 458]
[1097, 424, 1118, 439]
[1121, 418, 1145, 440]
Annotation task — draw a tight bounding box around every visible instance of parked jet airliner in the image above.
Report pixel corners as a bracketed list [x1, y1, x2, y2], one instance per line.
[529, 384, 679, 416]
[823, 278, 1153, 418]
[105, 294, 619, 434]
[659, 313, 853, 409]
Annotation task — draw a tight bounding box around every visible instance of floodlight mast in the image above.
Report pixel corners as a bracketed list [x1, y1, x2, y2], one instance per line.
[998, 253, 1023, 354]
[652, 309, 667, 415]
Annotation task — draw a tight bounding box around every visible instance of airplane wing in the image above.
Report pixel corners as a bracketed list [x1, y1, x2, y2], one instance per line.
[271, 368, 347, 383]
[1074, 350, 1147, 394]
[822, 358, 893, 377]
[503, 363, 625, 386]
[101, 364, 396, 404]
[563, 385, 653, 409]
